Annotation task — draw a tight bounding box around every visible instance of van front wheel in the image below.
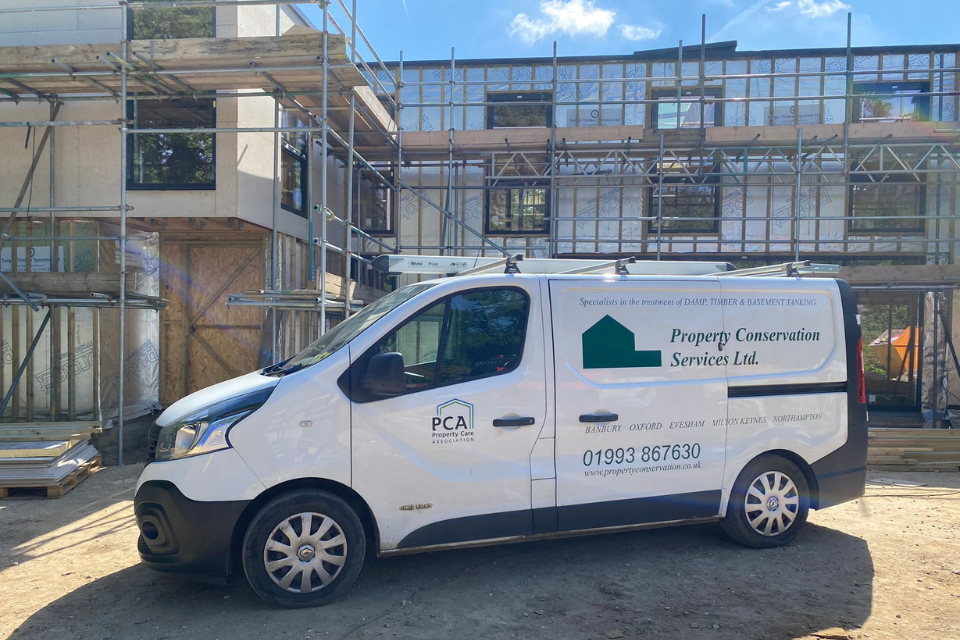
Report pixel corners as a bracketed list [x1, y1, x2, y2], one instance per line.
[721, 455, 810, 549]
[242, 489, 366, 608]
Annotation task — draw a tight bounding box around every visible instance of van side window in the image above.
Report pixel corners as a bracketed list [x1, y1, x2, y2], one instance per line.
[437, 289, 528, 385]
[378, 299, 445, 390]
[370, 287, 529, 395]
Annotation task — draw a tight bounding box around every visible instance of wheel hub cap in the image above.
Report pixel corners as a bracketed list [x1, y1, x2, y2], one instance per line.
[263, 512, 348, 594]
[744, 471, 800, 537]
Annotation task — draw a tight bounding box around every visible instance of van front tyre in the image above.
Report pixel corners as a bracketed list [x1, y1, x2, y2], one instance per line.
[721, 455, 810, 549]
[241, 489, 366, 608]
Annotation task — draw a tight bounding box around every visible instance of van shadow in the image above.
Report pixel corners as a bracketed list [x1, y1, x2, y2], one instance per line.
[11, 521, 873, 640]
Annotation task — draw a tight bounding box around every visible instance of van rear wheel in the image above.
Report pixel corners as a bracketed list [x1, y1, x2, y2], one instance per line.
[242, 489, 365, 608]
[721, 455, 810, 549]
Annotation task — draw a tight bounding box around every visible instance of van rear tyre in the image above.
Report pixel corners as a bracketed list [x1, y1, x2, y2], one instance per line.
[721, 455, 810, 549]
[242, 489, 365, 608]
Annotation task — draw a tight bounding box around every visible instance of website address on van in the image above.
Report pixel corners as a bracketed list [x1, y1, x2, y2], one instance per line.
[585, 461, 702, 478]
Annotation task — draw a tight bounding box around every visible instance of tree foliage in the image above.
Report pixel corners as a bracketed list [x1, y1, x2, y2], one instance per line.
[132, 2, 214, 39]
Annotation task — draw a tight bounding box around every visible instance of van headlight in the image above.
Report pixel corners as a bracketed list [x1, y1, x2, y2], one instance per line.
[154, 410, 252, 462]
[149, 387, 274, 463]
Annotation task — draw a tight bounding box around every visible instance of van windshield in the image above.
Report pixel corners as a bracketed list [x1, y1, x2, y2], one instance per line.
[268, 282, 437, 375]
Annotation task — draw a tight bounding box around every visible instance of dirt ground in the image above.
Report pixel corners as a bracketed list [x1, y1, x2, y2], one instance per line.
[0, 466, 958, 640]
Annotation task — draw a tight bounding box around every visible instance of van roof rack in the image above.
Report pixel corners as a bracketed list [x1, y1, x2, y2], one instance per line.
[371, 255, 840, 278]
[710, 261, 840, 277]
[372, 255, 736, 276]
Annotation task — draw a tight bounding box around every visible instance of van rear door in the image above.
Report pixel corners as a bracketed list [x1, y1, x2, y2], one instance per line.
[550, 278, 728, 531]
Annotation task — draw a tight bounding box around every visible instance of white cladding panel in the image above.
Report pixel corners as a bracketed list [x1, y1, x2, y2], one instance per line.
[549, 278, 728, 511]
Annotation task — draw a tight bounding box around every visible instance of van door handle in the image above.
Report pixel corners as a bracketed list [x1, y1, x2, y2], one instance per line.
[580, 412, 619, 423]
[492, 416, 537, 427]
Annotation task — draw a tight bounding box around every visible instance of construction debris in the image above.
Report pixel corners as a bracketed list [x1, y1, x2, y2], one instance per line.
[0, 441, 100, 499]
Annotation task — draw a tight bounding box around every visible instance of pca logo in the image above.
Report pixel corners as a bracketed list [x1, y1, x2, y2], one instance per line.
[431, 399, 475, 444]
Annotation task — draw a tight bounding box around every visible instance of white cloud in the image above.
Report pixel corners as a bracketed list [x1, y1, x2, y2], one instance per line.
[713, 0, 850, 40]
[621, 24, 661, 42]
[710, 0, 772, 41]
[766, 1, 792, 12]
[509, 0, 616, 45]
[796, 0, 849, 18]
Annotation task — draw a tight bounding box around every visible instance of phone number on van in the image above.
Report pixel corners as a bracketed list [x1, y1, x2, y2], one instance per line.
[583, 443, 701, 466]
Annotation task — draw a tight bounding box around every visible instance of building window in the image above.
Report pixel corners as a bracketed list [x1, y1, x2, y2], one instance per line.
[129, 0, 214, 39]
[652, 89, 722, 130]
[357, 166, 396, 234]
[127, 98, 215, 190]
[486, 92, 553, 129]
[648, 161, 720, 234]
[281, 113, 308, 217]
[486, 181, 550, 234]
[849, 174, 925, 233]
[853, 82, 930, 123]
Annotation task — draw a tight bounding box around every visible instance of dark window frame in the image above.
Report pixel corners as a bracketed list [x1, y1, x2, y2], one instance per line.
[647, 163, 722, 234]
[651, 87, 723, 130]
[484, 177, 551, 236]
[356, 165, 398, 236]
[847, 172, 927, 234]
[486, 91, 554, 129]
[347, 286, 531, 403]
[852, 81, 931, 124]
[126, 97, 217, 191]
[280, 140, 308, 218]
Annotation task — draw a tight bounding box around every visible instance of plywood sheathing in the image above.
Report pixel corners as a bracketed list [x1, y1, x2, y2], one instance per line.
[159, 240, 265, 405]
[834, 264, 960, 286]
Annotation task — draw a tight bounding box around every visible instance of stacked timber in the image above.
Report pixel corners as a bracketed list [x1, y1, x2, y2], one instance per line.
[0, 422, 102, 498]
[867, 428, 960, 471]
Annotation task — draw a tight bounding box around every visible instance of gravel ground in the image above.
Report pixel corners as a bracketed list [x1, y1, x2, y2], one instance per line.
[0, 465, 958, 640]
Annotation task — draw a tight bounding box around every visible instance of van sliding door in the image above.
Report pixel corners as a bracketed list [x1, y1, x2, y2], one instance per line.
[550, 279, 728, 531]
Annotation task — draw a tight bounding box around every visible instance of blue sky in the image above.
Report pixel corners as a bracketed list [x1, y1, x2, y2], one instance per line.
[299, 0, 957, 62]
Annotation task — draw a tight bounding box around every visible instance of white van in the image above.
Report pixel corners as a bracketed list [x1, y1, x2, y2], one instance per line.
[135, 259, 868, 608]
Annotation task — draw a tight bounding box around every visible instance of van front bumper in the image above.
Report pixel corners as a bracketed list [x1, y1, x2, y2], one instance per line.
[135, 480, 250, 581]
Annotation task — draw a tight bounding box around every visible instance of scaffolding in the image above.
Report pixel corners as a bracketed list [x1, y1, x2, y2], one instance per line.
[0, 3, 958, 441]
[0, 0, 421, 457]
[356, 14, 958, 265]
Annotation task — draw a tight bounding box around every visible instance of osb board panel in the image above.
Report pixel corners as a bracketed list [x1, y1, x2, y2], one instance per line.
[159, 243, 187, 406]
[184, 244, 263, 398]
[160, 241, 265, 405]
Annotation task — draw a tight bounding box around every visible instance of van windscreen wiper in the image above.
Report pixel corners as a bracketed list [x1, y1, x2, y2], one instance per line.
[262, 359, 291, 376]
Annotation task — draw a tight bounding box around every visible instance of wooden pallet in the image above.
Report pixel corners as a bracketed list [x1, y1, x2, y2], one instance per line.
[0, 455, 101, 499]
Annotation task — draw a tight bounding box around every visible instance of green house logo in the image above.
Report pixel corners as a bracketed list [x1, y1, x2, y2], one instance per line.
[582, 315, 662, 369]
[433, 399, 474, 431]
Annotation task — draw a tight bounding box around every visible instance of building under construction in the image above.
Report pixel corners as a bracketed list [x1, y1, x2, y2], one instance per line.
[0, 1, 958, 466]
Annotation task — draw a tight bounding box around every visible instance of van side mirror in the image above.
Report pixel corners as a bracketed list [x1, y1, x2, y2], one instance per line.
[361, 352, 406, 396]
